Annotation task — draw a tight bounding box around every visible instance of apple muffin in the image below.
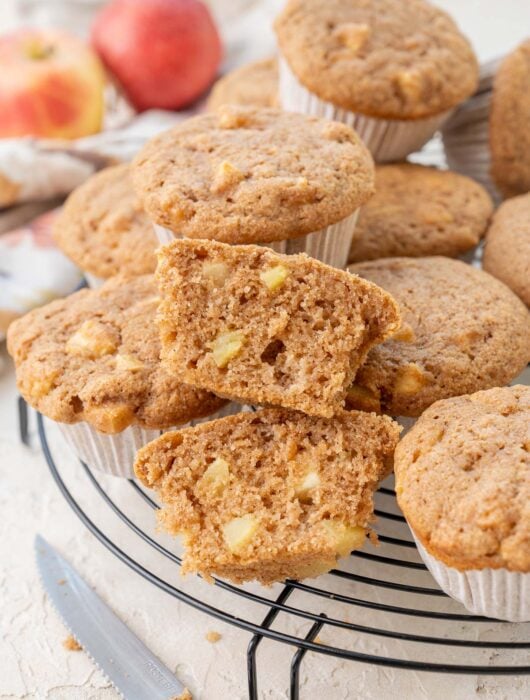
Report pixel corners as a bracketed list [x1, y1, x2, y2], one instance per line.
[132, 106, 373, 244]
[53, 164, 158, 285]
[7, 275, 229, 477]
[348, 163, 493, 263]
[135, 408, 400, 584]
[132, 105, 374, 268]
[207, 57, 278, 111]
[395, 385, 530, 620]
[482, 193, 530, 306]
[347, 257, 530, 417]
[7, 274, 226, 432]
[156, 239, 400, 418]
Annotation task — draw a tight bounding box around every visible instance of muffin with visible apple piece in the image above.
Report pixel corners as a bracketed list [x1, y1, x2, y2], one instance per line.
[156, 238, 400, 418]
[134, 408, 400, 584]
[53, 164, 158, 287]
[7, 275, 229, 477]
[132, 105, 375, 268]
[347, 257, 530, 417]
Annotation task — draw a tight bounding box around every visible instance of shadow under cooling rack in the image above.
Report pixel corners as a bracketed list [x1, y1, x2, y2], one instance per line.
[35, 409, 530, 699]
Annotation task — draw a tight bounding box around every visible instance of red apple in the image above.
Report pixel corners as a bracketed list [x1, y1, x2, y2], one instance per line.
[91, 0, 222, 111]
[0, 29, 106, 139]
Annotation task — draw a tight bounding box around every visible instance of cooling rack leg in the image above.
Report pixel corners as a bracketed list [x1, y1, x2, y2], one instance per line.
[18, 396, 30, 446]
[247, 586, 294, 700]
[289, 615, 327, 700]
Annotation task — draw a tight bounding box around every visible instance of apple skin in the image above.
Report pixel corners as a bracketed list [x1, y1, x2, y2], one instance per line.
[92, 0, 223, 111]
[0, 29, 106, 139]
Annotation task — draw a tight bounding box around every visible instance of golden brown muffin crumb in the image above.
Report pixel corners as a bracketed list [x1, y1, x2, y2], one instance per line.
[53, 164, 158, 279]
[490, 40, 530, 198]
[172, 691, 192, 700]
[483, 193, 530, 307]
[349, 164, 493, 263]
[275, 0, 478, 119]
[157, 239, 400, 418]
[207, 57, 278, 111]
[348, 257, 530, 417]
[395, 385, 530, 572]
[132, 106, 374, 243]
[205, 630, 222, 643]
[62, 635, 82, 652]
[135, 408, 400, 584]
[7, 275, 226, 433]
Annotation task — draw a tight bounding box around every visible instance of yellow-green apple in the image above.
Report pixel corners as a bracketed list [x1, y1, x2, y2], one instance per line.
[92, 0, 222, 111]
[0, 29, 106, 139]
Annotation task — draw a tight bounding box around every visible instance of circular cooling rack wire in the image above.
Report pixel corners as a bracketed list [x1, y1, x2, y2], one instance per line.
[33, 407, 530, 698]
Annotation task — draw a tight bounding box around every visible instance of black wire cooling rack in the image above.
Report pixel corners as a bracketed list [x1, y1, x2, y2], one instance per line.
[23, 399, 530, 699]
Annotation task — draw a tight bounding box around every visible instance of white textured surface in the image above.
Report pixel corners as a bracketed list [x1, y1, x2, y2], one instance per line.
[278, 56, 452, 163]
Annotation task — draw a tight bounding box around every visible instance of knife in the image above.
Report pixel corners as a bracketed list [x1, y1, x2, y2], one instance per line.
[35, 535, 187, 699]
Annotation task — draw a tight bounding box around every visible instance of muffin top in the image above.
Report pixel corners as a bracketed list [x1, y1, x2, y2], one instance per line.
[274, 0, 478, 119]
[349, 164, 493, 263]
[483, 193, 530, 307]
[395, 385, 530, 572]
[490, 39, 530, 198]
[7, 275, 226, 433]
[347, 257, 530, 417]
[53, 164, 158, 279]
[132, 106, 374, 244]
[207, 57, 278, 111]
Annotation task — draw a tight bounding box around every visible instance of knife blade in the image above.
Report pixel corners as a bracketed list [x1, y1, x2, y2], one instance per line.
[35, 534, 187, 699]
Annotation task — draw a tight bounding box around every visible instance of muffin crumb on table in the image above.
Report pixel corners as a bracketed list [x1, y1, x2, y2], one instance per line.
[205, 630, 222, 643]
[62, 635, 82, 652]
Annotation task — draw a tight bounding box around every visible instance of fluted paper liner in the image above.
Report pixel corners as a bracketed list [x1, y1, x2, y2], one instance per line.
[413, 533, 530, 622]
[154, 209, 359, 270]
[278, 56, 452, 164]
[442, 57, 502, 202]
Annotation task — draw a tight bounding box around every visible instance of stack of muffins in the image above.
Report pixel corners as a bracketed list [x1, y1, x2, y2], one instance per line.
[7, 0, 530, 622]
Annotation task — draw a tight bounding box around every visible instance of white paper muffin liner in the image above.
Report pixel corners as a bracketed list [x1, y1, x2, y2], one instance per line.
[412, 533, 530, 622]
[278, 55, 452, 164]
[442, 58, 502, 202]
[57, 403, 243, 479]
[154, 208, 360, 270]
[84, 272, 106, 289]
